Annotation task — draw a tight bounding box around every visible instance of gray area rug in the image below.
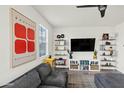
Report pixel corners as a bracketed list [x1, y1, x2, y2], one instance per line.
[67, 71, 97, 88]
[55, 68, 119, 88]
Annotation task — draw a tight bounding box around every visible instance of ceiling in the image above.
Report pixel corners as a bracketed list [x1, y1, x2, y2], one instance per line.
[33, 5, 124, 28]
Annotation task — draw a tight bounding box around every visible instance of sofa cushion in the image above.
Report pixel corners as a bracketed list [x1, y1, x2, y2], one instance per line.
[51, 71, 67, 79]
[4, 70, 41, 88]
[37, 63, 52, 82]
[95, 73, 124, 88]
[44, 72, 67, 87]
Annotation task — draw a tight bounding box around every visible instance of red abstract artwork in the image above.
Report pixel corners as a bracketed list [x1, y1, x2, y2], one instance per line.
[28, 41, 35, 52]
[14, 23, 35, 54]
[11, 8, 36, 67]
[27, 28, 35, 40]
[15, 39, 26, 54]
[15, 23, 26, 39]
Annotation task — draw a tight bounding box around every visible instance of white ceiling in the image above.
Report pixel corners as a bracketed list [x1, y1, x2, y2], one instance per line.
[33, 5, 124, 28]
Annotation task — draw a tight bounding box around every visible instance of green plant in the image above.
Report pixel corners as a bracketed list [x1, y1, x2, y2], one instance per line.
[67, 49, 73, 59]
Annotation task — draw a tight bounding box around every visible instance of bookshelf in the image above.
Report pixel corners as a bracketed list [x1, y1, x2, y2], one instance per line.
[100, 33, 117, 70]
[54, 39, 68, 68]
[69, 59, 100, 71]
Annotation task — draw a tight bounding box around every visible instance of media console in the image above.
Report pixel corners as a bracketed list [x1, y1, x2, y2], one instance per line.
[69, 59, 100, 71]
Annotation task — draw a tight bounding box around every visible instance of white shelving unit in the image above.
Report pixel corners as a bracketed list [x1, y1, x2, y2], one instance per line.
[100, 33, 117, 70]
[69, 59, 80, 71]
[69, 59, 100, 71]
[54, 39, 69, 68]
[55, 65, 69, 68]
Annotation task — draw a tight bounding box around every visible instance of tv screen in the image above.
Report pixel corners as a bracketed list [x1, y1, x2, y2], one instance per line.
[71, 38, 95, 52]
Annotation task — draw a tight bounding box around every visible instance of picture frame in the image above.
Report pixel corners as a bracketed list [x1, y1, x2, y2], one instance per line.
[102, 33, 109, 40]
[10, 8, 36, 68]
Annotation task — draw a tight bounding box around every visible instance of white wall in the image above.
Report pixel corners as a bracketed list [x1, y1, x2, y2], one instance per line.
[116, 23, 124, 73]
[54, 27, 115, 60]
[0, 6, 53, 86]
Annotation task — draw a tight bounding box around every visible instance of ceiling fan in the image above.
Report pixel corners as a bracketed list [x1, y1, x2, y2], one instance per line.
[76, 5, 107, 18]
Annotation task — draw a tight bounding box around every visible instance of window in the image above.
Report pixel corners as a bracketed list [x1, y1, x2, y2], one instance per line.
[39, 25, 48, 57]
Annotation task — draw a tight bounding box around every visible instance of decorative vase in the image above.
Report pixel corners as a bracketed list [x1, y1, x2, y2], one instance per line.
[70, 54, 73, 59]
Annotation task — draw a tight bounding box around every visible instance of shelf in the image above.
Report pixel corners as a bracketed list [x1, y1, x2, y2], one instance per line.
[100, 50, 116, 51]
[70, 64, 79, 66]
[100, 39, 116, 41]
[56, 65, 68, 68]
[55, 45, 66, 46]
[100, 55, 116, 57]
[100, 44, 116, 46]
[101, 60, 116, 62]
[101, 65, 116, 67]
[54, 38, 68, 69]
[90, 70, 100, 71]
[69, 69, 79, 71]
[100, 33, 117, 70]
[80, 70, 89, 71]
[100, 66, 116, 70]
[55, 54, 67, 56]
[69, 59, 100, 71]
[90, 64, 99, 66]
[55, 50, 67, 51]
[55, 40, 66, 41]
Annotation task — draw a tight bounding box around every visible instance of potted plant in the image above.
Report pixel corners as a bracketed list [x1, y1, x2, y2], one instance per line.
[67, 49, 73, 59]
[93, 50, 97, 59]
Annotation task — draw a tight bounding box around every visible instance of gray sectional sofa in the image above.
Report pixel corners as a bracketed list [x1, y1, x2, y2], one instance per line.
[2, 63, 68, 88]
[95, 73, 124, 88]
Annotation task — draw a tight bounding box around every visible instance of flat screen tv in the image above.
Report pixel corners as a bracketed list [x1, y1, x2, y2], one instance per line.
[71, 38, 95, 52]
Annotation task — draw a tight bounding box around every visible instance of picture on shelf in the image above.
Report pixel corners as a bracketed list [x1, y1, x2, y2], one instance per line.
[109, 47, 113, 56]
[60, 40, 65, 45]
[102, 33, 109, 40]
[70, 60, 79, 70]
[57, 34, 65, 39]
[80, 60, 89, 71]
[90, 61, 99, 70]
[105, 41, 111, 45]
[55, 58, 66, 65]
[102, 52, 105, 55]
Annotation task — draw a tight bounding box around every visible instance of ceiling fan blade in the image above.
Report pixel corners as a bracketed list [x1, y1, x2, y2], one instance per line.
[98, 5, 107, 18]
[76, 5, 98, 8]
[99, 10, 105, 17]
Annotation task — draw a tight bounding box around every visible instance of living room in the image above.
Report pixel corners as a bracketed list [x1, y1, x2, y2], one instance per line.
[1, 1, 124, 90]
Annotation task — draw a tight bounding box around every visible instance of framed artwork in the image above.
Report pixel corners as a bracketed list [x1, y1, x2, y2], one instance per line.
[102, 33, 109, 40]
[39, 25, 48, 57]
[10, 8, 36, 67]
